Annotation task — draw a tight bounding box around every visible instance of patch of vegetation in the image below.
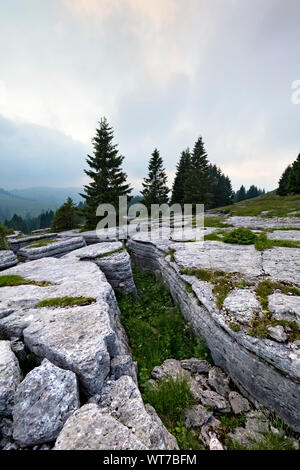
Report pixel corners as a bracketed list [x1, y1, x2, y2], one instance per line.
[118, 269, 212, 382]
[229, 322, 241, 332]
[203, 217, 233, 228]
[35, 296, 96, 308]
[203, 230, 225, 242]
[0, 275, 52, 288]
[220, 415, 246, 434]
[247, 281, 300, 339]
[227, 431, 296, 451]
[26, 239, 55, 249]
[223, 228, 257, 245]
[143, 376, 203, 450]
[0, 223, 9, 250]
[143, 377, 195, 428]
[180, 268, 236, 308]
[165, 248, 176, 262]
[218, 191, 300, 218]
[171, 420, 204, 450]
[254, 233, 300, 251]
[96, 248, 124, 258]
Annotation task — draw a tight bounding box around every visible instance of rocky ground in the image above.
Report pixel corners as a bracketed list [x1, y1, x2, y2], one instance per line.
[0, 216, 300, 450]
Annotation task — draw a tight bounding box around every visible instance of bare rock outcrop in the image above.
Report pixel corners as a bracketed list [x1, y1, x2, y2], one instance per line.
[13, 359, 80, 446]
[0, 341, 22, 417]
[0, 250, 18, 271]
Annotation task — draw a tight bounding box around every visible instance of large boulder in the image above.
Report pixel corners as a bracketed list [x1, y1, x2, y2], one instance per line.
[0, 341, 22, 417]
[99, 376, 179, 450]
[54, 404, 147, 450]
[13, 359, 80, 446]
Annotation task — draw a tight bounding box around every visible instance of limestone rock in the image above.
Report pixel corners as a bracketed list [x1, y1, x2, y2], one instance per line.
[110, 355, 136, 381]
[181, 358, 212, 375]
[228, 391, 251, 414]
[268, 293, 300, 326]
[227, 216, 300, 230]
[200, 390, 231, 413]
[209, 434, 224, 450]
[151, 359, 187, 381]
[223, 289, 260, 325]
[208, 367, 231, 397]
[267, 230, 300, 241]
[10, 338, 26, 362]
[99, 376, 178, 450]
[184, 404, 213, 428]
[18, 237, 86, 261]
[144, 404, 179, 450]
[9, 233, 57, 253]
[262, 247, 300, 285]
[0, 251, 18, 271]
[0, 341, 22, 416]
[267, 325, 288, 343]
[199, 416, 221, 447]
[54, 404, 147, 450]
[13, 359, 80, 446]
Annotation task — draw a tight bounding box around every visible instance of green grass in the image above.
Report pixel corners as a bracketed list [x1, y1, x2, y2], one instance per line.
[223, 228, 257, 245]
[220, 415, 247, 434]
[143, 377, 195, 428]
[96, 248, 124, 258]
[254, 233, 300, 251]
[0, 274, 52, 287]
[203, 217, 233, 228]
[143, 376, 204, 450]
[118, 269, 212, 382]
[25, 239, 55, 249]
[203, 230, 226, 242]
[218, 191, 300, 218]
[247, 280, 300, 340]
[227, 432, 296, 451]
[35, 296, 96, 308]
[180, 268, 236, 308]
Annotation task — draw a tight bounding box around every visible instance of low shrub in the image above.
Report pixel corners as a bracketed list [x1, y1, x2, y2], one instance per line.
[223, 228, 257, 245]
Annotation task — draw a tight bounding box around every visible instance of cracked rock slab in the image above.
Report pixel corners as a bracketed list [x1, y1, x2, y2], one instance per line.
[13, 359, 79, 446]
[223, 289, 261, 325]
[54, 404, 147, 450]
[268, 293, 300, 326]
[0, 341, 22, 417]
[262, 247, 300, 285]
[18, 237, 86, 261]
[99, 376, 178, 450]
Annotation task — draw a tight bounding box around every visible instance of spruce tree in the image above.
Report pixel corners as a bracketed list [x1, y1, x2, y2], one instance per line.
[235, 185, 247, 202]
[288, 154, 300, 194]
[209, 165, 234, 208]
[0, 223, 8, 250]
[246, 185, 260, 199]
[170, 149, 191, 205]
[51, 198, 78, 232]
[141, 149, 169, 208]
[184, 137, 211, 207]
[80, 118, 132, 229]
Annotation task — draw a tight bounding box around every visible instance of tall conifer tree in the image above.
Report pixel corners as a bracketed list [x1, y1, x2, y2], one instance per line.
[141, 149, 169, 208]
[170, 149, 191, 206]
[288, 154, 300, 194]
[80, 118, 132, 229]
[184, 137, 211, 207]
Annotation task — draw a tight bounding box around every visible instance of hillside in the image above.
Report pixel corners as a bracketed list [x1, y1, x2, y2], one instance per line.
[217, 191, 300, 217]
[11, 187, 83, 206]
[0, 188, 58, 222]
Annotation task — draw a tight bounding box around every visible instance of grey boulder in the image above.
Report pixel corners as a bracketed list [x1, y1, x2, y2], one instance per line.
[0, 341, 22, 417]
[13, 359, 79, 446]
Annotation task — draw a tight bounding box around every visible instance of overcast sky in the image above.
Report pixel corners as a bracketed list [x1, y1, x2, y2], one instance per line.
[0, 0, 300, 192]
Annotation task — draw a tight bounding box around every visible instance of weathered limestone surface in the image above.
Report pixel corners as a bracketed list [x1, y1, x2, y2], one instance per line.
[0, 251, 18, 271]
[9, 233, 57, 253]
[0, 256, 131, 397]
[267, 230, 300, 241]
[128, 234, 300, 431]
[55, 376, 178, 450]
[13, 359, 80, 446]
[268, 293, 300, 326]
[64, 242, 137, 295]
[0, 341, 22, 417]
[227, 216, 300, 230]
[18, 236, 86, 261]
[54, 404, 147, 450]
[223, 289, 260, 325]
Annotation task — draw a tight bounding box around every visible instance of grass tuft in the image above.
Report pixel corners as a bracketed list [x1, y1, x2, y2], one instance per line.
[223, 228, 257, 245]
[25, 239, 55, 249]
[35, 296, 96, 308]
[0, 275, 52, 287]
[96, 248, 124, 258]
